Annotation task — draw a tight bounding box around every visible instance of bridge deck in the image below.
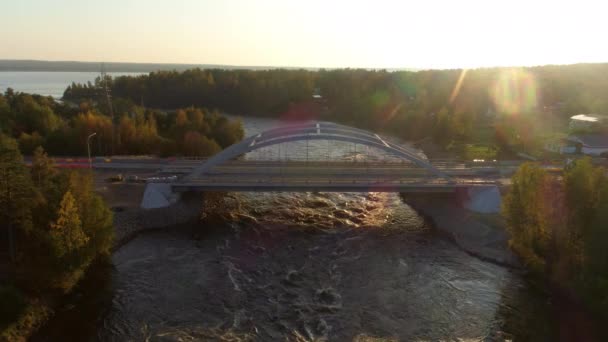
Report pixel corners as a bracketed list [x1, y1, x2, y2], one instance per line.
[172, 160, 499, 192]
[172, 182, 495, 192]
[160, 160, 508, 176]
[172, 177, 497, 193]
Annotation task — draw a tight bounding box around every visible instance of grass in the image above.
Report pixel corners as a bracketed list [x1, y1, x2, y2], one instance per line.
[464, 144, 498, 160]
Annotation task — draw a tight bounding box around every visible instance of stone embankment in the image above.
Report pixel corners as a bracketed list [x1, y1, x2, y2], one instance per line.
[113, 192, 203, 248]
[401, 187, 519, 268]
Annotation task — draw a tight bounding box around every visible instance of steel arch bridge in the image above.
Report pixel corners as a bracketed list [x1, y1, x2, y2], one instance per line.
[184, 121, 451, 182]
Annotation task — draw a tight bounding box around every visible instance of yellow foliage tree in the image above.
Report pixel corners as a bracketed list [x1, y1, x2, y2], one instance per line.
[50, 190, 89, 258]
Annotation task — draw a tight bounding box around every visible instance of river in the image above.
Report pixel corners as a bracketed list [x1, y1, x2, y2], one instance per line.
[29, 115, 558, 341]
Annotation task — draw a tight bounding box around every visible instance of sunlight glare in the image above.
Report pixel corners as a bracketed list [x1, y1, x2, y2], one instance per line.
[490, 69, 539, 115]
[450, 69, 468, 104]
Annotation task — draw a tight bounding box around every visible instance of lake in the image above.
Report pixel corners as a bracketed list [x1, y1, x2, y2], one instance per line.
[0, 71, 144, 99]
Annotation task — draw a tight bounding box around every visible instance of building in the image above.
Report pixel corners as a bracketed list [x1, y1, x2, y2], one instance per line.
[544, 137, 578, 154]
[545, 134, 608, 156]
[566, 134, 608, 156]
[569, 114, 607, 132]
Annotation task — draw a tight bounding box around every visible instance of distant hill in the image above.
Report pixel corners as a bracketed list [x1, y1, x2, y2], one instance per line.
[0, 60, 420, 73]
[0, 59, 293, 72]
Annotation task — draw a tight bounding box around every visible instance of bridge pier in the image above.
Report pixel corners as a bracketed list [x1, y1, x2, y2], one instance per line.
[461, 186, 501, 213]
[139, 183, 204, 228]
[400, 185, 501, 214]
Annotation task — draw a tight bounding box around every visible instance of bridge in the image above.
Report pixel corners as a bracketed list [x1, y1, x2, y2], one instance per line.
[171, 122, 498, 193]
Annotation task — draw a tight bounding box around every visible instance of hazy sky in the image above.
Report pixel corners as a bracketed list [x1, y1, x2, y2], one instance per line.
[1, 0, 607, 69]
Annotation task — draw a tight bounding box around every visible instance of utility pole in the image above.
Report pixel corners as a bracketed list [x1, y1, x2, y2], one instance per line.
[87, 132, 97, 169]
[100, 63, 115, 156]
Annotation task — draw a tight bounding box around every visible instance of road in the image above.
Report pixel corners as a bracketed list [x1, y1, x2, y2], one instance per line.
[24, 157, 564, 188]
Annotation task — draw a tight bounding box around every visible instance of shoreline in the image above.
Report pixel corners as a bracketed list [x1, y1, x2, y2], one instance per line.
[399, 193, 604, 341]
[0, 191, 203, 341]
[399, 193, 521, 269]
[111, 192, 205, 251]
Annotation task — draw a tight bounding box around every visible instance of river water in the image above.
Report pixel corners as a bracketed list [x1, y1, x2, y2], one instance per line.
[30, 115, 558, 341]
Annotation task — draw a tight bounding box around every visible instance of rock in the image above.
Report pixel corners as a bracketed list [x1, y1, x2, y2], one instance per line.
[315, 287, 342, 308]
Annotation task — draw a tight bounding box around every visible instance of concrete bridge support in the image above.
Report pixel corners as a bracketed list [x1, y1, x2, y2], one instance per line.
[129, 183, 205, 231]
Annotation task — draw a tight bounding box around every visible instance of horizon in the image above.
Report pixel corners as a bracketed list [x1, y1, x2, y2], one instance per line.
[2, 0, 607, 70]
[2, 58, 607, 73]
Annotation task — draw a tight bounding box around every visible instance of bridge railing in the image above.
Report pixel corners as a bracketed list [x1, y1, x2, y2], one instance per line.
[178, 177, 497, 186]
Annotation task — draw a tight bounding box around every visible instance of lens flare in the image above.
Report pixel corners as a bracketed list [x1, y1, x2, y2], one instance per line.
[491, 69, 539, 114]
[449, 69, 468, 104]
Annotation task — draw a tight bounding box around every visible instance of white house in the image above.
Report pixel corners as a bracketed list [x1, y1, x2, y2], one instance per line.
[569, 114, 607, 132]
[544, 138, 578, 154]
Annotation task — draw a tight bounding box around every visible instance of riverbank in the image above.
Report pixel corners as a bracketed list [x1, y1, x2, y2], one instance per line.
[112, 191, 204, 250]
[401, 190, 606, 341]
[400, 192, 520, 268]
[0, 175, 201, 342]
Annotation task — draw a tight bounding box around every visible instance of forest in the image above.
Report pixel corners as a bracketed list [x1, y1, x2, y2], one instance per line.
[0, 89, 244, 157]
[0, 138, 114, 339]
[63, 63, 608, 158]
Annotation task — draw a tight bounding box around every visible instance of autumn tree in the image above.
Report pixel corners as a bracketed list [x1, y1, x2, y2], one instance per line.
[182, 131, 221, 157]
[31, 146, 57, 188]
[67, 171, 113, 259]
[47, 190, 90, 291]
[72, 111, 113, 155]
[502, 162, 551, 272]
[564, 158, 605, 244]
[504, 159, 608, 318]
[12, 95, 61, 135]
[210, 117, 244, 148]
[50, 191, 88, 258]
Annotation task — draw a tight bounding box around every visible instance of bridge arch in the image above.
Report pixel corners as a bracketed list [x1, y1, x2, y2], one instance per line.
[184, 122, 451, 181]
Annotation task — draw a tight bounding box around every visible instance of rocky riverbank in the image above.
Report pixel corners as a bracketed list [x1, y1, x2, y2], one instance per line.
[400, 192, 520, 268]
[112, 192, 205, 249]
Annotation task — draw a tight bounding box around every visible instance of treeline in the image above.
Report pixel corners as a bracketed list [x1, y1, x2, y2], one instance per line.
[65, 69, 317, 115]
[0, 137, 113, 338]
[63, 64, 608, 157]
[0, 89, 244, 157]
[503, 159, 608, 318]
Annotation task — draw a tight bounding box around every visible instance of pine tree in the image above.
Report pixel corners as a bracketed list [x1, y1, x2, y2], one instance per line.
[50, 190, 88, 258]
[68, 171, 114, 259]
